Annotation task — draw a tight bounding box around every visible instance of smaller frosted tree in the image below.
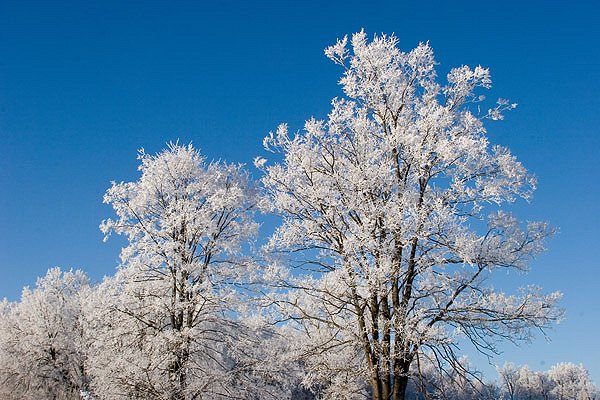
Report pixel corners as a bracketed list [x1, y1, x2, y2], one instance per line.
[498, 363, 520, 400]
[0, 268, 90, 400]
[548, 362, 598, 400]
[92, 143, 263, 399]
[497, 362, 598, 400]
[515, 365, 549, 400]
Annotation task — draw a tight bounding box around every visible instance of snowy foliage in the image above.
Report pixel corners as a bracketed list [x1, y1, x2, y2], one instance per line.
[0, 268, 90, 400]
[89, 143, 284, 400]
[548, 362, 598, 400]
[498, 362, 598, 400]
[257, 31, 563, 400]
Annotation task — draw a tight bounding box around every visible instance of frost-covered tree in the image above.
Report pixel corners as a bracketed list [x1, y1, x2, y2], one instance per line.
[498, 363, 521, 400]
[548, 362, 598, 400]
[496, 362, 598, 400]
[90, 143, 270, 400]
[0, 268, 90, 400]
[514, 364, 550, 400]
[257, 31, 562, 400]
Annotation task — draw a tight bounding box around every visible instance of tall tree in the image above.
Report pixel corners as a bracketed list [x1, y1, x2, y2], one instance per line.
[257, 31, 562, 400]
[92, 143, 261, 399]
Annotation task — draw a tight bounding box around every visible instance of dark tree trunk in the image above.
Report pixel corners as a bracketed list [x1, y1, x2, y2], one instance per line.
[394, 374, 409, 400]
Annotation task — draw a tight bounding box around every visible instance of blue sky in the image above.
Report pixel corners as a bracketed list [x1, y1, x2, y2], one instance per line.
[1, 0, 599, 384]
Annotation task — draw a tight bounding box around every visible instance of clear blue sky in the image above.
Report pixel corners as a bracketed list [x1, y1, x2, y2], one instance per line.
[1, 0, 599, 384]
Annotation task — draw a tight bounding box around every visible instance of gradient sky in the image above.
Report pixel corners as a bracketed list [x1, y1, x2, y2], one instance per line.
[1, 0, 599, 384]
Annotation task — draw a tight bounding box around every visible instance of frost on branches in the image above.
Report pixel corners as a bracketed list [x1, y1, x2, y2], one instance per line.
[0, 268, 90, 400]
[498, 362, 599, 400]
[257, 31, 563, 400]
[90, 143, 274, 400]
